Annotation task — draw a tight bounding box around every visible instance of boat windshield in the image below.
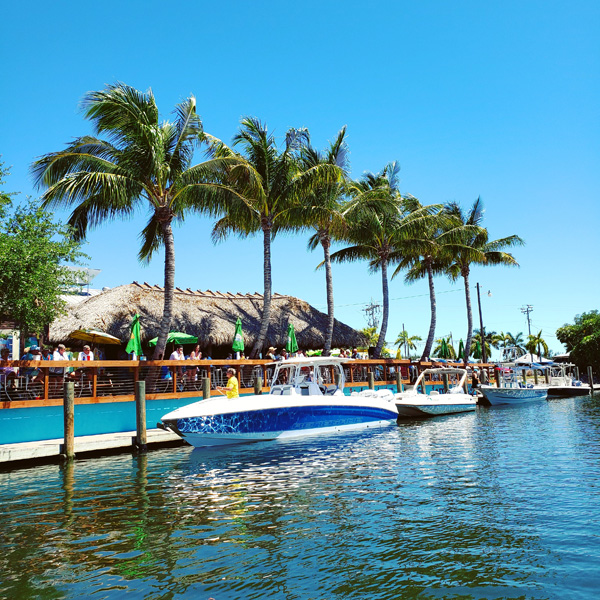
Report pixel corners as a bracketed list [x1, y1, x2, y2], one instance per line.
[269, 359, 346, 390]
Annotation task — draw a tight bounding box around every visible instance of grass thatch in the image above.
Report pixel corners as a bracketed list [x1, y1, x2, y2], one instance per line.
[50, 282, 366, 353]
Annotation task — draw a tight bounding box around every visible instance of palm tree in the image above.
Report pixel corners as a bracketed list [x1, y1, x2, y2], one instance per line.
[31, 83, 236, 360]
[391, 197, 468, 361]
[471, 328, 501, 360]
[526, 330, 549, 360]
[210, 117, 340, 358]
[504, 331, 526, 351]
[290, 126, 350, 356]
[445, 198, 524, 366]
[395, 330, 422, 358]
[332, 164, 440, 359]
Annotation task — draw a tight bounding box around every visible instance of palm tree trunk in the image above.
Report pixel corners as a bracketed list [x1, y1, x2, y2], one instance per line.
[373, 259, 389, 359]
[420, 260, 437, 361]
[153, 219, 175, 360]
[322, 236, 335, 357]
[463, 271, 473, 366]
[250, 226, 272, 358]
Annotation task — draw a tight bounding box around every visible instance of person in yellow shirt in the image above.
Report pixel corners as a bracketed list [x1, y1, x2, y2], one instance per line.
[218, 367, 239, 399]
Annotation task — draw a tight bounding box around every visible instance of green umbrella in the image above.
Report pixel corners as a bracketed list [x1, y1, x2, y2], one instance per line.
[125, 313, 143, 357]
[232, 318, 244, 352]
[148, 331, 198, 347]
[439, 338, 449, 359]
[285, 323, 298, 354]
[473, 340, 482, 359]
[458, 339, 464, 359]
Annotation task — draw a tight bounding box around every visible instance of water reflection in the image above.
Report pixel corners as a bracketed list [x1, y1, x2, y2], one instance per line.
[1, 399, 600, 599]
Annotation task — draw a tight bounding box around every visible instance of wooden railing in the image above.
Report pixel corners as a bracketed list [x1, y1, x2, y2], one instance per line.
[0, 358, 496, 410]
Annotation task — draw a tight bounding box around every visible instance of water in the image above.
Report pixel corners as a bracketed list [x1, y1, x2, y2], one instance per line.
[2, 396, 600, 600]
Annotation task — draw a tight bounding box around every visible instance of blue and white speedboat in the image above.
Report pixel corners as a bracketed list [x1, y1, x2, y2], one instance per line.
[160, 357, 398, 447]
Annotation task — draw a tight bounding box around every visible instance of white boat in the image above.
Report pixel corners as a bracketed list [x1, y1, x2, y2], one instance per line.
[545, 365, 591, 397]
[160, 357, 398, 447]
[394, 368, 477, 417]
[479, 367, 548, 405]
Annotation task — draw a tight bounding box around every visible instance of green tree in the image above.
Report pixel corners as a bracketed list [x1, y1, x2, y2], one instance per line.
[210, 117, 340, 358]
[291, 126, 349, 356]
[445, 198, 524, 365]
[31, 83, 234, 360]
[0, 162, 86, 337]
[471, 328, 500, 360]
[360, 326, 379, 347]
[391, 196, 468, 360]
[526, 330, 549, 360]
[395, 330, 422, 358]
[503, 331, 525, 351]
[557, 312, 600, 373]
[332, 164, 436, 359]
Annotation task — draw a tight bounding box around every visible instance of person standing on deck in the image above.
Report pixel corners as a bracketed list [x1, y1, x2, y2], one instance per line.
[218, 367, 239, 399]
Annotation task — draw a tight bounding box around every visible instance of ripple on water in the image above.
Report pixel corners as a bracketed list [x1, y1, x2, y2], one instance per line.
[2, 398, 600, 599]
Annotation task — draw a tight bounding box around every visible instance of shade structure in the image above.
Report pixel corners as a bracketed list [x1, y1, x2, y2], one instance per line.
[69, 329, 122, 345]
[125, 313, 143, 357]
[148, 332, 198, 347]
[286, 323, 298, 354]
[457, 339, 464, 359]
[232, 318, 244, 352]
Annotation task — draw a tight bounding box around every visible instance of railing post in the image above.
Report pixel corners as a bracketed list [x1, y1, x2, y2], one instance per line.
[396, 372, 403, 393]
[63, 381, 75, 461]
[202, 377, 210, 400]
[135, 380, 147, 452]
[367, 372, 375, 390]
[254, 377, 262, 395]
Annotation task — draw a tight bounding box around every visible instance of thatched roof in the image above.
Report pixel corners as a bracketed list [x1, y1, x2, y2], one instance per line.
[49, 282, 366, 351]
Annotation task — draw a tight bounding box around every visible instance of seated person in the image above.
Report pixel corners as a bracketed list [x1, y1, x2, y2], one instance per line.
[0, 348, 18, 388]
[217, 367, 239, 399]
[21, 345, 44, 384]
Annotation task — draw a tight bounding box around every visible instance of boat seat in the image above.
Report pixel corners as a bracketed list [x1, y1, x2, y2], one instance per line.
[325, 386, 338, 395]
[430, 390, 440, 395]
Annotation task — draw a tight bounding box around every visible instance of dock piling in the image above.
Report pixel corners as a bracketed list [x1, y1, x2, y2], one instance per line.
[396, 372, 403, 393]
[367, 372, 375, 390]
[135, 381, 147, 453]
[202, 377, 210, 400]
[254, 377, 262, 395]
[62, 381, 75, 461]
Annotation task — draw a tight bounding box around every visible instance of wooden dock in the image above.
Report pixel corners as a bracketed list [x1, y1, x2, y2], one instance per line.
[0, 428, 184, 467]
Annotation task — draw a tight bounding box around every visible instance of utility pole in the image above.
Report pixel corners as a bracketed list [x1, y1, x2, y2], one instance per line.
[521, 305, 533, 337]
[363, 299, 381, 330]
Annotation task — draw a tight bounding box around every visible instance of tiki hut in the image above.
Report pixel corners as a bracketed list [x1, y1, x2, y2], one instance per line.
[49, 282, 366, 356]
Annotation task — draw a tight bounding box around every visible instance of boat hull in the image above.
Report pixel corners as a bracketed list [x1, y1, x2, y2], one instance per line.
[546, 386, 591, 397]
[161, 402, 398, 447]
[396, 401, 477, 418]
[480, 386, 548, 405]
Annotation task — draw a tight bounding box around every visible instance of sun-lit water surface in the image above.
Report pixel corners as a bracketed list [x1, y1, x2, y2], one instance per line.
[2, 395, 600, 600]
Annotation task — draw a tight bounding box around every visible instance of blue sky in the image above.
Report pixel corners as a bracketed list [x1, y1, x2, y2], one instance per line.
[2, 0, 599, 357]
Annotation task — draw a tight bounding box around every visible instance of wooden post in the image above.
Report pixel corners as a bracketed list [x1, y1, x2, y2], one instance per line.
[588, 366, 594, 394]
[534, 370, 539, 385]
[367, 372, 375, 389]
[442, 373, 449, 393]
[544, 369, 550, 384]
[202, 377, 210, 400]
[334, 370, 341, 387]
[135, 380, 147, 453]
[254, 377, 262, 395]
[495, 368, 501, 388]
[63, 381, 75, 461]
[396, 372, 403, 393]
